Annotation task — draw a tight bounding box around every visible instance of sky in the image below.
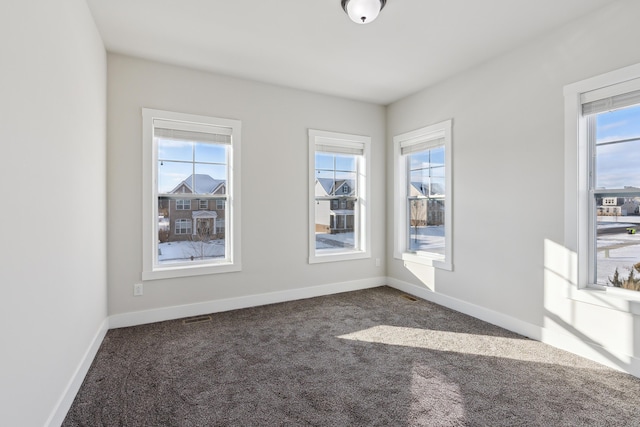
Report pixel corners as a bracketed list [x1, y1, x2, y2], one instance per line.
[157, 139, 228, 193]
[595, 104, 640, 189]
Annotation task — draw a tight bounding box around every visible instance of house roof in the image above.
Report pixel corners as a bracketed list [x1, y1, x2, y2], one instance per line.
[316, 178, 355, 196]
[410, 182, 444, 197]
[171, 174, 225, 194]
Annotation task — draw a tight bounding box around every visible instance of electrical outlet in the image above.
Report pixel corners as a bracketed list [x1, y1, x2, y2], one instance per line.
[375, 258, 381, 267]
[133, 283, 143, 296]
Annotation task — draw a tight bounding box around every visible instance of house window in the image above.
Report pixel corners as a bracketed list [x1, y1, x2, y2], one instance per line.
[565, 70, 640, 293]
[176, 199, 191, 210]
[216, 218, 225, 233]
[175, 219, 192, 234]
[394, 119, 452, 270]
[216, 199, 225, 210]
[142, 108, 241, 280]
[309, 129, 371, 263]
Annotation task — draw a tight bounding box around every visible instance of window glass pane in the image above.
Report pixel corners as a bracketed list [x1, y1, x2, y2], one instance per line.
[315, 153, 334, 171]
[595, 139, 640, 189]
[158, 196, 226, 265]
[313, 150, 358, 252]
[408, 198, 445, 255]
[406, 145, 446, 256]
[335, 155, 356, 172]
[158, 139, 193, 162]
[431, 177, 445, 196]
[594, 103, 640, 291]
[157, 141, 228, 265]
[429, 146, 445, 165]
[595, 193, 640, 287]
[596, 104, 640, 142]
[314, 200, 356, 251]
[595, 105, 640, 189]
[158, 161, 193, 194]
[195, 143, 226, 164]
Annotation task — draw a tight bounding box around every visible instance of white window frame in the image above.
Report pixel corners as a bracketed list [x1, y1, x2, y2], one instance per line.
[142, 108, 241, 280]
[198, 199, 208, 210]
[176, 199, 191, 210]
[565, 63, 640, 311]
[216, 199, 225, 210]
[394, 119, 453, 270]
[175, 218, 192, 235]
[308, 129, 371, 264]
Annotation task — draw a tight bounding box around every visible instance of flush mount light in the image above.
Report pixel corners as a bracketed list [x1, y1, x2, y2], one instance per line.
[341, 0, 387, 24]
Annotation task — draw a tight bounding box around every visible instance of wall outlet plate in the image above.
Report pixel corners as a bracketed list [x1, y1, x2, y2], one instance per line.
[133, 283, 143, 296]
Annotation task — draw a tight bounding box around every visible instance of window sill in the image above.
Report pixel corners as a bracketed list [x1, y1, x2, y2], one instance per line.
[142, 262, 241, 281]
[399, 252, 452, 271]
[568, 285, 640, 315]
[309, 250, 369, 264]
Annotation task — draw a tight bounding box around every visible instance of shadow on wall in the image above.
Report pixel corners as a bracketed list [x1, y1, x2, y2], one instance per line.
[543, 238, 638, 375]
[402, 260, 436, 292]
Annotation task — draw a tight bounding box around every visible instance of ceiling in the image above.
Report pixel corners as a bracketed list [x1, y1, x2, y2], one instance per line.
[86, 0, 618, 105]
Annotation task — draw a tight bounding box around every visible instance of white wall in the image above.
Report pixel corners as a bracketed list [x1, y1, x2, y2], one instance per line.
[0, 1, 107, 426]
[107, 54, 386, 319]
[387, 0, 640, 376]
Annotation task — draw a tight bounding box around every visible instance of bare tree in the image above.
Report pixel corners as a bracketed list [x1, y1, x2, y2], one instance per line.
[184, 220, 213, 260]
[410, 199, 426, 243]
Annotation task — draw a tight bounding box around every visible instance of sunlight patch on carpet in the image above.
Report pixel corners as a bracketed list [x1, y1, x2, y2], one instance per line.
[338, 325, 584, 366]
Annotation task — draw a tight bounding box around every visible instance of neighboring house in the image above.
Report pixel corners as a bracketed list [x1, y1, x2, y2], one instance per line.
[315, 178, 355, 234]
[409, 182, 445, 226]
[159, 174, 226, 242]
[596, 196, 639, 216]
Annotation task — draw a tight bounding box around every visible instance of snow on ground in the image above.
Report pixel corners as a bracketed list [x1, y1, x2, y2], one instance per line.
[597, 222, 640, 285]
[315, 232, 355, 249]
[158, 239, 225, 264]
[409, 226, 445, 254]
[314, 226, 445, 253]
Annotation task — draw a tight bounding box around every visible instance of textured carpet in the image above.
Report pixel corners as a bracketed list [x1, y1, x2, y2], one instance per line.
[64, 286, 640, 426]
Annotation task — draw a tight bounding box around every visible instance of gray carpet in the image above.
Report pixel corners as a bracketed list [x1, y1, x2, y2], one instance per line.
[64, 286, 640, 426]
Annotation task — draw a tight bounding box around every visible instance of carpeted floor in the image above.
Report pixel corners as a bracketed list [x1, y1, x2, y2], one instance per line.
[64, 286, 640, 426]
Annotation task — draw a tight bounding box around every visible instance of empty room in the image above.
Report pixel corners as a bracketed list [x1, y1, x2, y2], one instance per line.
[3, 0, 640, 425]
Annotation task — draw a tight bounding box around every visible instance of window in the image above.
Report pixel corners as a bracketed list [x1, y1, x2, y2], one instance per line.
[176, 199, 191, 210]
[394, 120, 452, 270]
[216, 199, 225, 210]
[565, 66, 640, 293]
[175, 219, 192, 234]
[308, 129, 371, 263]
[142, 109, 241, 280]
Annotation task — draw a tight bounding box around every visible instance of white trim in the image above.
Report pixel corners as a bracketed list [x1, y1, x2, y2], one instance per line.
[109, 277, 385, 329]
[308, 129, 372, 264]
[48, 280, 640, 424]
[393, 119, 453, 270]
[142, 108, 241, 281]
[386, 278, 640, 377]
[45, 319, 109, 427]
[386, 278, 540, 340]
[564, 64, 640, 297]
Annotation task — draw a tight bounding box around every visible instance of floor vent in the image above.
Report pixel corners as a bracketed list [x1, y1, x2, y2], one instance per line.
[183, 315, 212, 325]
[401, 294, 418, 302]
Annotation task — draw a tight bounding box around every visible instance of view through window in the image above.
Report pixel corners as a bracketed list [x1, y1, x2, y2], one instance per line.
[592, 103, 640, 291]
[407, 145, 445, 255]
[314, 152, 359, 252]
[308, 129, 370, 263]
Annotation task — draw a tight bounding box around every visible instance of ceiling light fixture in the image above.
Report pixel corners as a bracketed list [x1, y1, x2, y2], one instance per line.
[341, 0, 387, 24]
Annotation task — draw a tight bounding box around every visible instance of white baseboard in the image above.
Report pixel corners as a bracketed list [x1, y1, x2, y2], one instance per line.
[386, 277, 542, 340]
[386, 277, 640, 378]
[109, 276, 385, 329]
[46, 318, 109, 427]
